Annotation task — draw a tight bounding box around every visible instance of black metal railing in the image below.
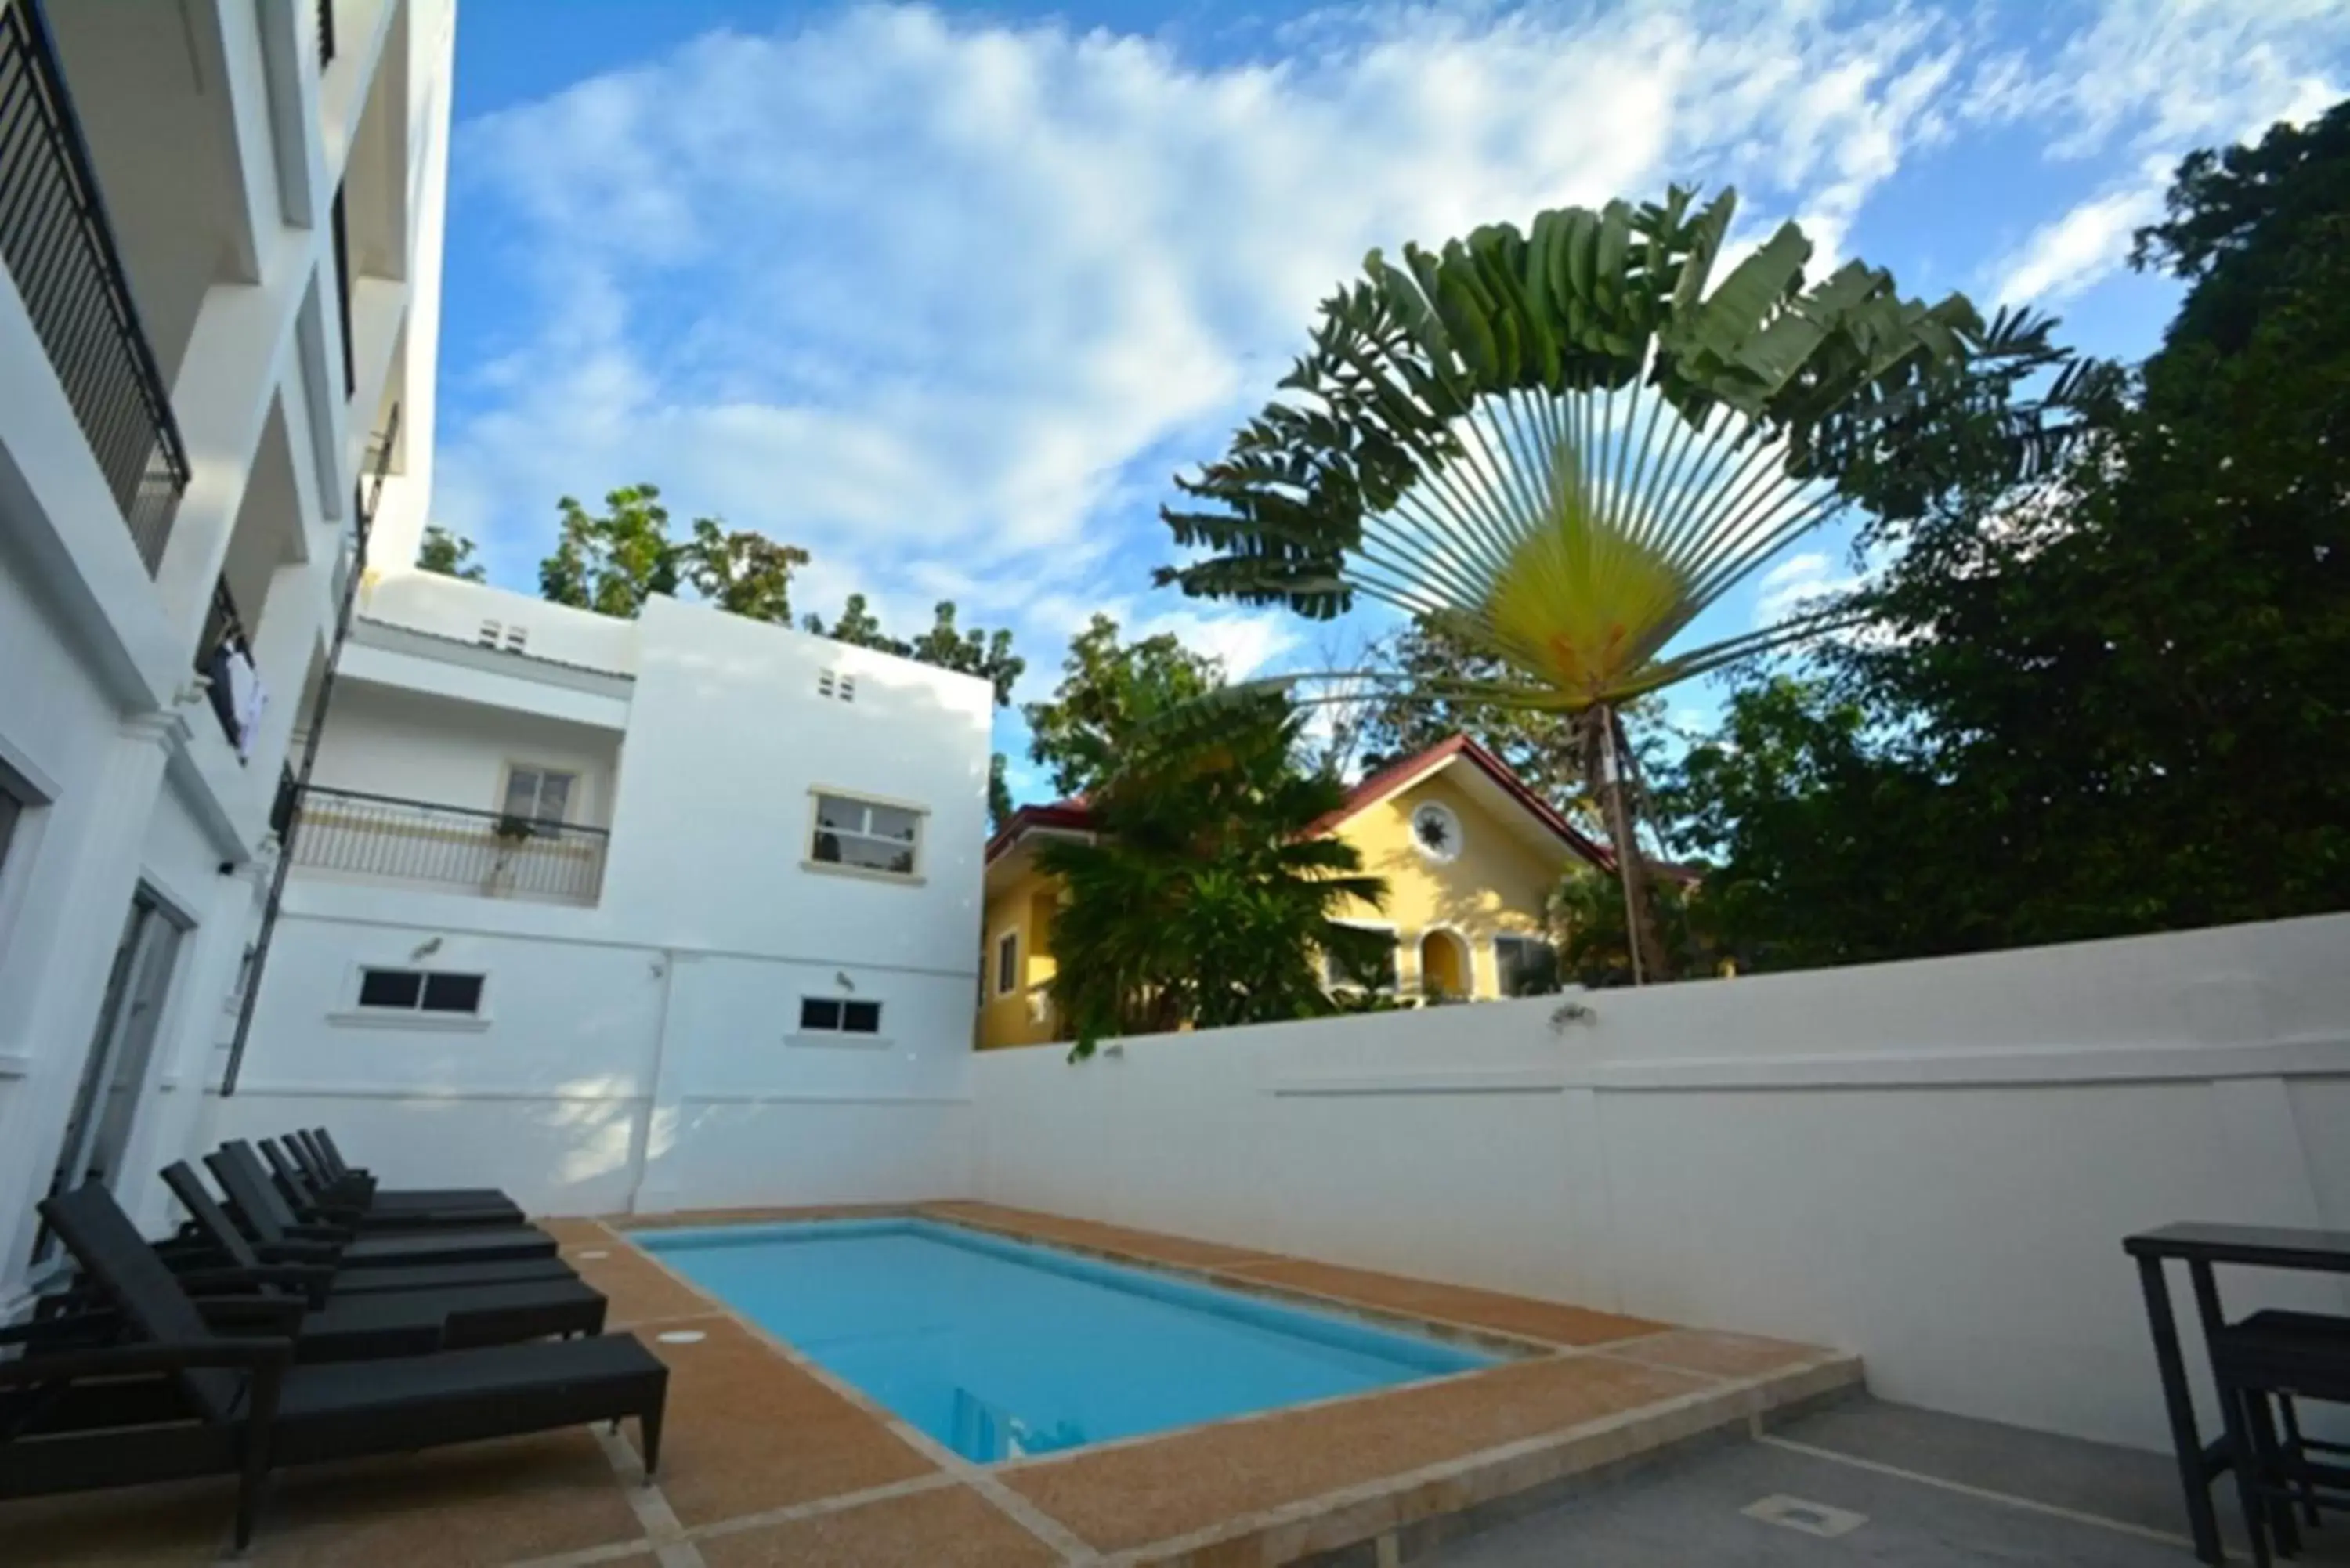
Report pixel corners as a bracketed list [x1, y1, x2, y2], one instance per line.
[316, 0, 334, 67]
[330, 181, 353, 397]
[290, 786, 611, 905]
[222, 406, 396, 1096]
[0, 0, 190, 573]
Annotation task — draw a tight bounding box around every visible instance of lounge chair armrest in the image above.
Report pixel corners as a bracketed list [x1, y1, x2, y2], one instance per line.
[0, 1335, 293, 1387]
[194, 1295, 307, 1331]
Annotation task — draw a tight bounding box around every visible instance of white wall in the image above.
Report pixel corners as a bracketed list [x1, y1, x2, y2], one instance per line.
[971, 914, 2350, 1454]
[308, 681, 624, 826]
[220, 587, 996, 1219]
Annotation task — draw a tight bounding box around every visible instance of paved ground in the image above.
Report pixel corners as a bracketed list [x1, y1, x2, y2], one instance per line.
[1, 1202, 1857, 1566]
[1425, 1395, 2350, 1567]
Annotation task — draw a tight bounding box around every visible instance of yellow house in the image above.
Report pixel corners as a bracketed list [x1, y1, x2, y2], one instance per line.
[974, 735, 1614, 1050]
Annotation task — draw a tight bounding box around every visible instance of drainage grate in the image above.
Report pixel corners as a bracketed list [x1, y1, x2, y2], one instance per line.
[1742, 1494, 1867, 1537]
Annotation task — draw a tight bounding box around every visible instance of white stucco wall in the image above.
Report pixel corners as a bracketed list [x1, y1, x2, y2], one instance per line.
[219, 585, 994, 1217]
[970, 913, 2350, 1454]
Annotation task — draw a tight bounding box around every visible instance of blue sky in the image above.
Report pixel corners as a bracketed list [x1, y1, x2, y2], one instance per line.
[431, 0, 2348, 805]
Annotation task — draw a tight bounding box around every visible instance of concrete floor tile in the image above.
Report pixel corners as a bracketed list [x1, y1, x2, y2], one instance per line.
[0, 1477, 236, 1565]
[696, 1484, 1062, 1568]
[561, 1237, 717, 1328]
[1003, 1353, 1716, 1554]
[1214, 1258, 1667, 1347]
[623, 1317, 940, 1529]
[248, 1429, 647, 1568]
[1607, 1330, 1837, 1380]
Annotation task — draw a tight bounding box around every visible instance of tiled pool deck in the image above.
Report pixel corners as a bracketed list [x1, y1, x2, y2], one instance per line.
[2, 1202, 1859, 1566]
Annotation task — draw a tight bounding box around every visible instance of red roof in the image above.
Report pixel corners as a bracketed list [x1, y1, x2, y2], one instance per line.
[986, 735, 1615, 872]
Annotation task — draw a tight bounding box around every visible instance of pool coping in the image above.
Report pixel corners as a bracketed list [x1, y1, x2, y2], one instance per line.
[596, 1202, 1867, 1566]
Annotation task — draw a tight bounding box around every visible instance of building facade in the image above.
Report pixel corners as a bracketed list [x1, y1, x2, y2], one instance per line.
[222, 572, 995, 1216]
[976, 736, 1607, 1050]
[0, 0, 453, 1301]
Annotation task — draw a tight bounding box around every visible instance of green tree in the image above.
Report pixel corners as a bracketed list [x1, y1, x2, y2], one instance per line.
[1022, 614, 1223, 800]
[538, 484, 810, 625]
[1037, 699, 1390, 1058]
[417, 524, 486, 583]
[1158, 184, 2000, 983]
[1668, 104, 2350, 964]
[1546, 870, 1709, 988]
[987, 754, 1014, 834]
[539, 485, 682, 617]
[685, 519, 808, 623]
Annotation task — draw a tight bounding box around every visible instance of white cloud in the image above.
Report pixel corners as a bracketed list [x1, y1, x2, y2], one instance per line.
[433, 0, 2350, 811]
[1989, 161, 2170, 305]
[1754, 551, 1860, 626]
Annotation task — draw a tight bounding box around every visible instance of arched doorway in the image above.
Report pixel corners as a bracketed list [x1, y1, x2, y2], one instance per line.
[1418, 929, 1470, 1001]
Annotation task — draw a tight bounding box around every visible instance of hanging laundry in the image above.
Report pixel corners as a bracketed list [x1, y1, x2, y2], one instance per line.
[205, 641, 240, 745]
[223, 644, 265, 761]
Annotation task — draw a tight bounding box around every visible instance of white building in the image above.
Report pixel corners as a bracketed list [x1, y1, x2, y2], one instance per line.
[0, 0, 454, 1302]
[219, 571, 995, 1218]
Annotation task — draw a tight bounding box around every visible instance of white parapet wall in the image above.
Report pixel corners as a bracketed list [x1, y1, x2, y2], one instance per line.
[971, 912, 2350, 1453]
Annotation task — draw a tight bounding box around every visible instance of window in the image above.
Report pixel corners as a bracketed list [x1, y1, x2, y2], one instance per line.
[504, 625, 530, 652]
[1410, 800, 1464, 863]
[356, 968, 486, 1015]
[816, 670, 856, 703]
[477, 620, 501, 647]
[1494, 934, 1558, 997]
[501, 766, 577, 829]
[995, 930, 1019, 996]
[809, 792, 920, 877]
[1321, 927, 1398, 992]
[800, 996, 882, 1035]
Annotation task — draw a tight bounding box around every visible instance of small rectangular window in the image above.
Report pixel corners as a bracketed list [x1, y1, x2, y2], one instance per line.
[818, 671, 836, 698]
[1495, 934, 1558, 996]
[421, 973, 485, 1013]
[504, 626, 529, 652]
[809, 792, 922, 877]
[478, 620, 501, 647]
[356, 967, 487, 1016]
[503, 766, 577, 829]
[799, 996, 882, 1035]
[1321, 930, 1398, 993]
[995, 930, 1019, 996]
[837, 676, 855, 703]
[357, 968, 423, 1009]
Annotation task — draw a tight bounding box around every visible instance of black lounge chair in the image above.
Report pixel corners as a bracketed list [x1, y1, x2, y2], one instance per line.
[2, 1183, 666, 1548]
[258, 1137, 524, 1232]
[281, 1129, 519, 1220]
[207, 1144, 557, 1268]
[160, 1162, 573, 1298]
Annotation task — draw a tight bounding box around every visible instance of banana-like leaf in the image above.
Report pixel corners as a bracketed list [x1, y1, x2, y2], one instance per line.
[1161, 183, 1998, 715]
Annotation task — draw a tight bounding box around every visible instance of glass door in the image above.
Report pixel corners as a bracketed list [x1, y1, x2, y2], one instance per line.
[34, 887, 183, 1263]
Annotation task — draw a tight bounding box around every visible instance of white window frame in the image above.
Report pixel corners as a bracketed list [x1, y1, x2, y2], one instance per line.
[498, 762, 580, 829]
[1320, 919, 1400, 994]
[791, 994, 888, 1048]
[804, 787, 927, 884]
[1492, 932, 1557, 995]
[994, 929, 1020, 997]
[331, 964, 494, 1031]
[1408, 800, 1465, 864]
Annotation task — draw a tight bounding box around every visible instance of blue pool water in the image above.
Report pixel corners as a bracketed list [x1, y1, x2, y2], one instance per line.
[638, 1219, 1494, 1462]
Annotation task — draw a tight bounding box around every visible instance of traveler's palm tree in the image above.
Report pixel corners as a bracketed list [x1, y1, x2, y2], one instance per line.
[1158, 186, 2066, 980]
[1037, 701, 1390, 1057]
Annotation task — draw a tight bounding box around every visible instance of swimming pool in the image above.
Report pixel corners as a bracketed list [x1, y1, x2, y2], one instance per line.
[638, 1219, 1495, 1462]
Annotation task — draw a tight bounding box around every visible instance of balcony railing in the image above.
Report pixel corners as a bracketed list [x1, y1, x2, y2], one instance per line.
[195, 576, 254, 760]
[330, 182, 354, 397]
[0, 0, 190, 573]
[316, 0, 334, 67]
[290, 786, 609, 906]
